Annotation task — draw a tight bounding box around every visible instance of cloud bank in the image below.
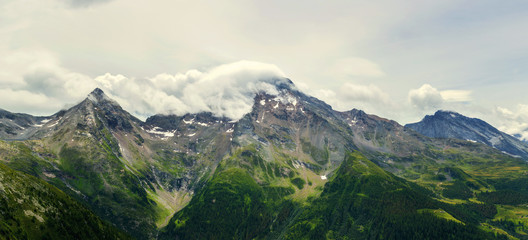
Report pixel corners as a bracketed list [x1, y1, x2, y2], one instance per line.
[0, 49, 288, 120]
[96, 61, 288, 120]
[0, 48, 97, 114]
[494, 104, 528, 141]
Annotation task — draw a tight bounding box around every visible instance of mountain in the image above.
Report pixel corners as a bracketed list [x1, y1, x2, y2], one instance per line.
[2, 83, 528, 239]
[0, 162, 130, 239]
[0, 109, 46, 140]
[0, 88, 201, 239]
[405, 110, 528, 159]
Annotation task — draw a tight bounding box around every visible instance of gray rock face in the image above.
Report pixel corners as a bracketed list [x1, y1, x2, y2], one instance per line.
[0, 109, 47, 140]
[405, 110, 528, 159]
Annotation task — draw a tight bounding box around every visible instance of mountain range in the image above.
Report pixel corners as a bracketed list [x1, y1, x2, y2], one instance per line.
[1, 79, 528, 239]
[406, 110, 528, 158]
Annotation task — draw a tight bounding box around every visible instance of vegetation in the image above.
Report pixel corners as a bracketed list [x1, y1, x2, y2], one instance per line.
[160, 168, 275, 239]
[0, 163, 130, 239]
[284, 152, 506, 240]
[4, 90, 528, 239]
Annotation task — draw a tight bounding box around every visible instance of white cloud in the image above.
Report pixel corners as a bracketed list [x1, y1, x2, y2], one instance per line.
[494, 104, 528, 141]
[307, 83, 393, 116]
[339, 83, 389, 103]
[0, 89, 62, 114]
[1, 0, 527, 128]
[331, 57, 385, 78]
[0, 48, 96, 113]
[408, 84, 473, 111]
[440, 90, 472, 102]
[311, 89, 339, 108]
[408, 84, 443, 110]
[62, 0, 113, 8]
[0, 47, 288, 120]
[95, 60, 288, 120]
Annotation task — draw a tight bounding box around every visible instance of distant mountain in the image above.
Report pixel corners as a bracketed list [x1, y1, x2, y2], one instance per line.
[0, 109, 47, 140]
[405, 110, 528, 158]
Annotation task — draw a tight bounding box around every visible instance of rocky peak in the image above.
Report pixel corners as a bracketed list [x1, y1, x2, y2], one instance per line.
[406, 110, 528, 159]
[434, 110, 460, 118]
[86, 88, 119, 107]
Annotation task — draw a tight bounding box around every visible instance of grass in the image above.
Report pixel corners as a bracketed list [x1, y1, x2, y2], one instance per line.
[494, 205, 528, 223]
[418, 208, 463, 224]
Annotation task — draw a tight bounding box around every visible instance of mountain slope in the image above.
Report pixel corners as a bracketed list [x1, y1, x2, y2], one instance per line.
[0, 162, 130, 239]
[2, 83, 528, 239]
[405, 110, 528, 159]
[0, 89, 202, 239]
[284, 151, 503, 240]
[162, 151, 508, 239]
[0, 109, 46, 140]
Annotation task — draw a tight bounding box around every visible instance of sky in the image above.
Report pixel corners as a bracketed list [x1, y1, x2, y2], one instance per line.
[1, 0, 527, 140]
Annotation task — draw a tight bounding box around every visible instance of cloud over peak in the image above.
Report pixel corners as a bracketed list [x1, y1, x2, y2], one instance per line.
[96, 60, 289, 120]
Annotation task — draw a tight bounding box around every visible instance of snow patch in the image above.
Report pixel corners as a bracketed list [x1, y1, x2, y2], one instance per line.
[146, 127, 175, 139]
[187, 133, 196, 137]
[197, 122, 209, 127]
[489, 136, 501, 146]
[226, 128, 234, 133]
[47, 120, 60, 128]
[183, 118, 194, 124]
[260, 99, 266, 106]
[320, 175, 327, 180]
[450, 113, 456, 118]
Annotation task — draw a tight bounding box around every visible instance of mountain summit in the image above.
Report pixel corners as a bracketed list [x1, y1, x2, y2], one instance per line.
[405, 110, 528, 158]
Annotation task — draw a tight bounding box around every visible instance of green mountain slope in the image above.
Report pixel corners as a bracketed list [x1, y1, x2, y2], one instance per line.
[0, 163, 130, 240]
[159, 168, 273, 239]
[161, 151, 513, 239]
[2, 84, 528, 239]
[284, 152, 504, 240]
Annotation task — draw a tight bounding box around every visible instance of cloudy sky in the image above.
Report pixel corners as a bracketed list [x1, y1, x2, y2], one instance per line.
[1, 0, 527, 139]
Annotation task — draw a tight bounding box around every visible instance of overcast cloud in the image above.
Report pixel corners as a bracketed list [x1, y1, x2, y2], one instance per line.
[0, 0, 527, 139]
